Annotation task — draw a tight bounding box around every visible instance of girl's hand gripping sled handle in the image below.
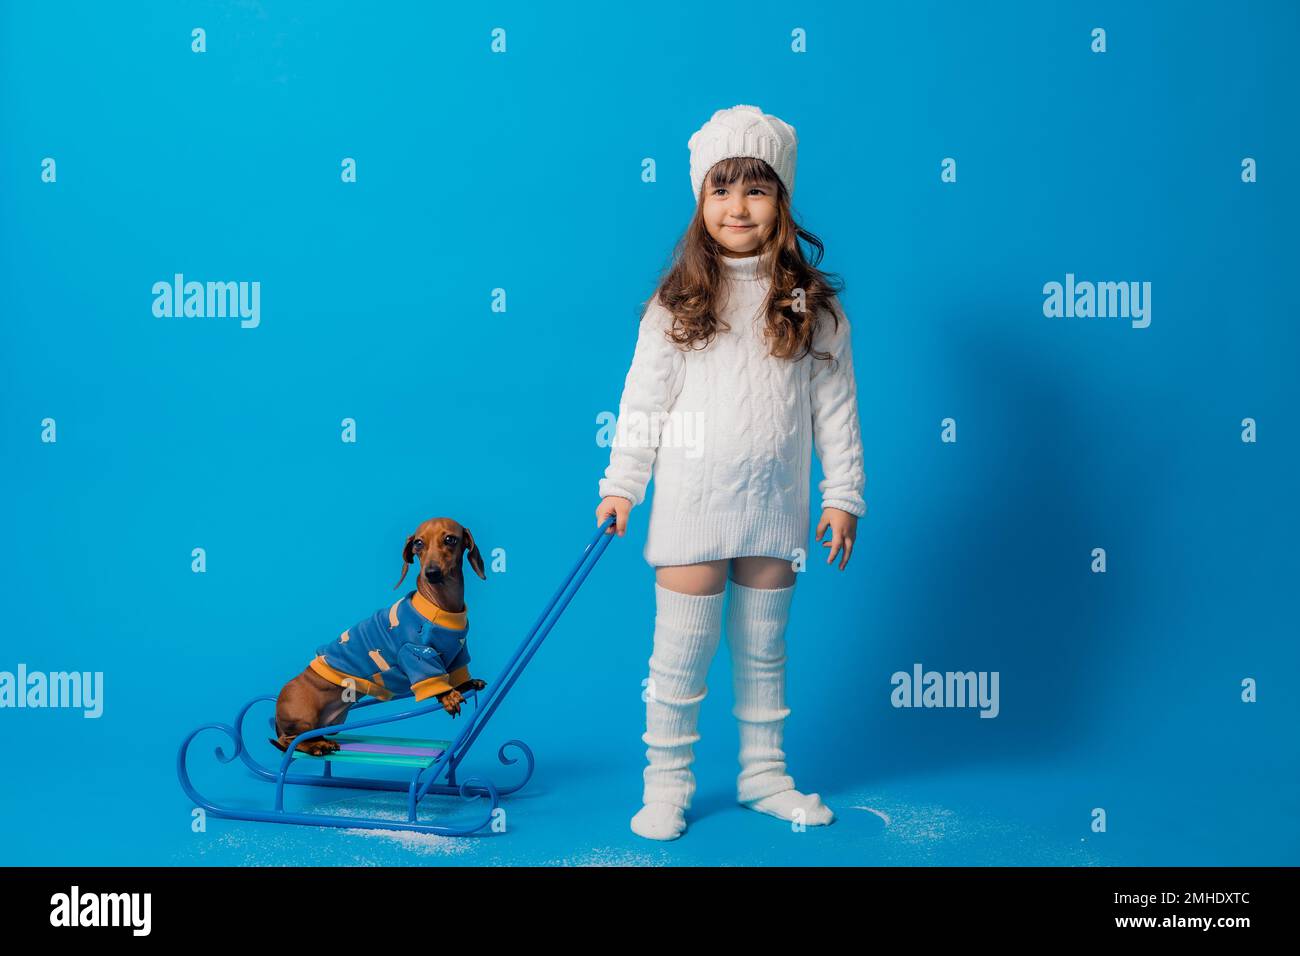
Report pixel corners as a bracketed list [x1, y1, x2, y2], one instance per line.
[596, 496, 631, 536]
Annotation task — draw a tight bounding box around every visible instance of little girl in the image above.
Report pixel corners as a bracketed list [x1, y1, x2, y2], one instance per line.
[596, 104, 866, 841]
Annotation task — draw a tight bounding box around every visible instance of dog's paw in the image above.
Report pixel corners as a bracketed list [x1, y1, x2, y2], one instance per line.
[440, 690, 464, 718]
[301, 738, 340, 757]
[467, 679, 487, 691]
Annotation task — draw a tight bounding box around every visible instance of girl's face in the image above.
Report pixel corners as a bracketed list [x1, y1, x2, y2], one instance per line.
[702, 175, 778, 258]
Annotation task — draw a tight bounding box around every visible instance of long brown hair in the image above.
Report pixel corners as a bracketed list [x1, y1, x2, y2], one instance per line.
[650, 155, 845, 364]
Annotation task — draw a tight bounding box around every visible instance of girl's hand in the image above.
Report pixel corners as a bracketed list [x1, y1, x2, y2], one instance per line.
[816, 508, 858, 570]
[597, 495, 632, 536]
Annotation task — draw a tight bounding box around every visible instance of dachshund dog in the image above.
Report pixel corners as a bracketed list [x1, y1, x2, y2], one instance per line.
[271, 517, 488, 756]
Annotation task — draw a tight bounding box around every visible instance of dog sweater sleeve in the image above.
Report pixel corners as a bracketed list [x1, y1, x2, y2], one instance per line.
[809, 296, 867, 518]
[397, 641, 454, 701]
[598, 296, 685, 508]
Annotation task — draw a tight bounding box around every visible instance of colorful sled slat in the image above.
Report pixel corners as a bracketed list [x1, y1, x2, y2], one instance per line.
[290, 734, 451, 769]
[177, 516, 617, 837]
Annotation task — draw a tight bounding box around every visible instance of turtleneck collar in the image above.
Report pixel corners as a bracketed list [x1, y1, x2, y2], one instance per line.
[719, 248, 772, 283]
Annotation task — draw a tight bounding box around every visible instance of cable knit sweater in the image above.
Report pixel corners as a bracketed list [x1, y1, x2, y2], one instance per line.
[599, 251, 867, 567]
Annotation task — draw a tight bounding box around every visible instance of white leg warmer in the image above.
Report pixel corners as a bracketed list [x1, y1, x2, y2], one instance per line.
[631, 582, 725, 840]
[727, 579, 834, 826]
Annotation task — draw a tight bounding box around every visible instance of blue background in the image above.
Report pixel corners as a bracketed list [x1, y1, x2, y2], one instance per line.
[2, 0, 1296, 866]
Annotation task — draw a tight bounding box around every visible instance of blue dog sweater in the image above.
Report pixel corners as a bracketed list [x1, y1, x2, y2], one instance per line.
[310, 589, 472, 702]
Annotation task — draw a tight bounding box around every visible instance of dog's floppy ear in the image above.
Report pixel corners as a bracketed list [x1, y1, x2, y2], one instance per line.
[393, 533, 418, 590]
[462, 526, 486, 580]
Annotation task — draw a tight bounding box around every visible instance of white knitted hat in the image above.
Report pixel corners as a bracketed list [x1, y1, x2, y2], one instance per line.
[688, 104, 798, 200]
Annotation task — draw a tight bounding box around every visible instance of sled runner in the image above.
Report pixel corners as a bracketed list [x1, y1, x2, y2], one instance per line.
[176, 516, 616, 836]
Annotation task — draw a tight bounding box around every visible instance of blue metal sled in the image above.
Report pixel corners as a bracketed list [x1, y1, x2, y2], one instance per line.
[177, 516, 617, 836]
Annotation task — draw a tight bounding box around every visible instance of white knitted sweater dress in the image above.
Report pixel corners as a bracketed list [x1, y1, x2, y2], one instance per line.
[599, 251, 867, 567]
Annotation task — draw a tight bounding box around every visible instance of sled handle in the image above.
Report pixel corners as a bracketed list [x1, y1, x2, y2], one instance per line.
[413, 515, 617, 802]
[450, 514, 615, 752]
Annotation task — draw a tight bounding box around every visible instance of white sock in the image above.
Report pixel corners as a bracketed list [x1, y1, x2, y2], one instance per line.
[727, 580, 834, 825]
[633, 583, 725, 838]
[630, 802, 686, 841]
[747, 789, 835, 826]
